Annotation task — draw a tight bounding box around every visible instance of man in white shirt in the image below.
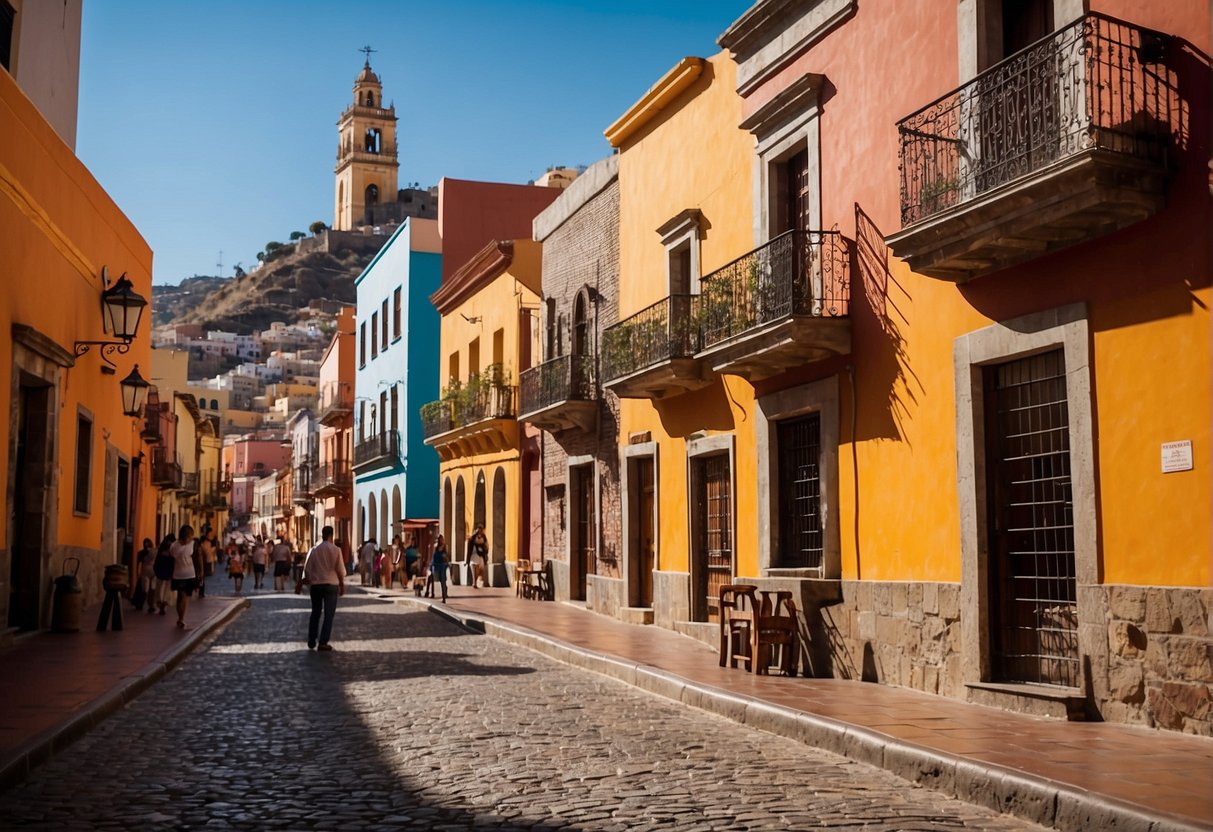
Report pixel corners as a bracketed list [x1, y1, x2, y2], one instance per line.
[301, 525, 346, 651]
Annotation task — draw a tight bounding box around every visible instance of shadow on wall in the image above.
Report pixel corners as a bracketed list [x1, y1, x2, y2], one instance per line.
[853, 204, 922, 445]
[652, 380, 736, 438]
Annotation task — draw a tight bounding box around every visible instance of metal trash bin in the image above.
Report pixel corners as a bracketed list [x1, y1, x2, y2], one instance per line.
[52, 557, 82, 633]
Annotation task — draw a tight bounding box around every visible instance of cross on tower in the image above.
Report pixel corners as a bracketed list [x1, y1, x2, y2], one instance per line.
[359, 45, 376, 66]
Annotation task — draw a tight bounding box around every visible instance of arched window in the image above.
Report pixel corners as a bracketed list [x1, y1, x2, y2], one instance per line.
[573, 292, 589, 356]
[210, 399, 219, 410]
[364, 127, 380, 153]
[365, 184, 379, 205]
[365, 91, 375, 107]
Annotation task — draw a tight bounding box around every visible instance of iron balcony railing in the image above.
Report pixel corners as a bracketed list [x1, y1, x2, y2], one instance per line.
[313, 460, 353, 493]
[519, 354, 596, 416]
[353, 430, 401, 467]
[601, 294, 698, 384]
[421, 381, 517, 440]
[202, 490, 228, 508]
[179, 472, 199, 494]
[698, 230, 850, 351]
[152, 460, 182, 489]
[318, 381, 354, 424]
[896, 13, 1176, 226]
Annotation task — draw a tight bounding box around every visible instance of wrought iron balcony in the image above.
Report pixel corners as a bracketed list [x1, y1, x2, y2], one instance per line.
[518, 354, 597, 433]
[313, 460, 353, 497]
[695, 230, 852, 379]
[888, 13, 1176, 281]
[353, 430, 401, 471]
[202, 490, 228, 509]
[178, 472, 199, 495]
[421, 376, 518, 457]
[317, 381, 354, 427]
[601, 294, 705, 399]
[151, 460, 181, 489]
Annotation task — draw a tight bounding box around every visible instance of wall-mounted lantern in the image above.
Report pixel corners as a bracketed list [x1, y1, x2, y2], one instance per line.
[119, 364, 150, 417]
[73, 269, 149, 374]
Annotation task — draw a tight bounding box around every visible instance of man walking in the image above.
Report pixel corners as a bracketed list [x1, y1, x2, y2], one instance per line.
[271, 534, 293, 592]
[300, 525, 345, 652]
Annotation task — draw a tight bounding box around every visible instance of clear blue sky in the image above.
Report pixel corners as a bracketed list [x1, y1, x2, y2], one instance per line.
[77, 1, 747, 285]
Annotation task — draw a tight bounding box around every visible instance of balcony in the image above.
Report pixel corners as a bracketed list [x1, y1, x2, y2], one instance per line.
[313, 460, 353, 498]
[178, 472, 199, 495]
[353, 430, 401, 472]
[421, 374, 518, 459]
[151, 460, 182, 490]
[887, 13, 1176, 282]
[274, 503, 293, 517]
[317, 381, 353, 427]
[601, 294, 706, 399]
[696, 230, 851, 380]
[202, 490, 228, 509]
[518, 354, 597, 433]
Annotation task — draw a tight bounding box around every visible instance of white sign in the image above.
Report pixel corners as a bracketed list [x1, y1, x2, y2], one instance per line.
[1161, 440, 1193, 473]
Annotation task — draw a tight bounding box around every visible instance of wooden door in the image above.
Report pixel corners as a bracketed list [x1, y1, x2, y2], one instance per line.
[694, 455, 733, 623]
[573, 466, 595, 601]
[636, 457, 655, 608]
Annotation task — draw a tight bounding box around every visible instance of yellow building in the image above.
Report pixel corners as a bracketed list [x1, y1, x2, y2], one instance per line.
[423, 240, 542, 585]
[1, 11, 157, 636]
[588, 3, 1210, 734]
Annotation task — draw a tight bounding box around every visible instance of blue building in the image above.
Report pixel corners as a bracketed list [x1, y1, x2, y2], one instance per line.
[353, 218, 442, 546]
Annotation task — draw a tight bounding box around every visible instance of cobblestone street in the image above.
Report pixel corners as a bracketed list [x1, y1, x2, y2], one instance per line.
[0, 588, 1046, 831]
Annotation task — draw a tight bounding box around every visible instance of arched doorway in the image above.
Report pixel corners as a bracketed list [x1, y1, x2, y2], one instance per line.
[366, 183, 379, 204]
[454, 477, 467, 565]
[356, 499, 364, 544]
[367, 498, 377, 546]
[392, 485, 402, 542]
[379, 490, 389, 545]
[492, 467, 506, 588]
[573, 291, 589, 356]
[442, 477, 453, 546]
[473, 471, 486, 532]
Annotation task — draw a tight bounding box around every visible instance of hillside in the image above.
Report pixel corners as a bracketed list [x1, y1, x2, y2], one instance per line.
[151, 275, 229, 326]
[160, 246, 374, 333]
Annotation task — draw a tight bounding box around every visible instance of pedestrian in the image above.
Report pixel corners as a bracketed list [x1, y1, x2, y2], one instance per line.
[403, 535, 419, 582]
[229, 544, 246, 593]
[170, 524, 199, 629]
[196, 527, 216, 599]
[251, 536, 268, 590]
[359, 538, 377, 586]
[467, 525, 488, 589]
[271, 534, 293, 592]
[152, 534, 176, 615]
[430, 534, 449, 603]
[298, 525, 345, 651]
[135, 537, 155, 612]
[372, 546, 385, 588]
[387, 533, 404, 590]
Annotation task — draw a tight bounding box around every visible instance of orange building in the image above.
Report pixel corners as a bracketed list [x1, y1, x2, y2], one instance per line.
[1, 6, 157, 637]
[586, 1, 1210, 734]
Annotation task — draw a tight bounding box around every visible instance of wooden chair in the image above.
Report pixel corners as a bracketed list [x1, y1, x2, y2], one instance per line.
[718, 584, 759, 670]
[753, 590, 799, 676]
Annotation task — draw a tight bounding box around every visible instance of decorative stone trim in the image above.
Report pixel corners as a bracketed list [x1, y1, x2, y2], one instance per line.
[718, 0, 855, 96]
[11, 324, 74, 368]
[604, 57, 706, 149]
[621, 441, 659, 608]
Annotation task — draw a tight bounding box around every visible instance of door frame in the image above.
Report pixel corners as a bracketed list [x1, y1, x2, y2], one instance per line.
[686, 434, 736, 623]
[954, 303, 1096, 689]
[621, 442, 659, 610]
[566, 455, 596, 601]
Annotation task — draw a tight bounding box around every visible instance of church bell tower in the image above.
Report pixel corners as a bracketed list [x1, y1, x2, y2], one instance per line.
[334, 47, 399, 230]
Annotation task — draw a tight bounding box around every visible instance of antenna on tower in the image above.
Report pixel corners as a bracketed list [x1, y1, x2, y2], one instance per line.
[217, 250, 224, 276]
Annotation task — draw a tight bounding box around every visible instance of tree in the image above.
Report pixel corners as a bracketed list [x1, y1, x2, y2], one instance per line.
[309, 220, 328, 235]
[289, 230, 305, 241]
[264, 241, 285, 253]
[256, 251, 265, 262]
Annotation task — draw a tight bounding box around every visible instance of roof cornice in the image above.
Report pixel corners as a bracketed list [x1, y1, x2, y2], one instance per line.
[604, 57, 705, 148]
[430, 240, 514, 314]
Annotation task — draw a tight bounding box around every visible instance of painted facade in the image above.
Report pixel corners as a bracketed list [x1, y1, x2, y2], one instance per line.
[352, 218, 442, 548]
[315, 308, 356, 558]
[1, 38, 157, 638]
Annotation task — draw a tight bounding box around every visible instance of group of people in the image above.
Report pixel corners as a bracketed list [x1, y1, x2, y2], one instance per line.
[223, 534, 298, 594]
[354, 526, 488, 604]
[133, 524, 216, 629]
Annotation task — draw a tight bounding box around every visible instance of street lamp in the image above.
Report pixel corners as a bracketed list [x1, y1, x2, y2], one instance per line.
[74, 269, 149, 374]
[119, 364, 150, 417]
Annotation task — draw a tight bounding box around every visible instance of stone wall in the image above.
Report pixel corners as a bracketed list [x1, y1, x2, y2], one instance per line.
[536, 174, 621, 602]
[805, 580, 1212, 736]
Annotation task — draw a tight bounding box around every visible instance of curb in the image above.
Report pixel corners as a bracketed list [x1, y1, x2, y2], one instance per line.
[399, 597, 1203, 832]
[0, 599, 248, 792]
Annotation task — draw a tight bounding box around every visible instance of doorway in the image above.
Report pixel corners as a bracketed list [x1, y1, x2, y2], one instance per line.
[9, 382, 51, 630]
[571, 465, 595, 601]
[630, 457, 655, 609]
[984, 348, 1077, 687]
[691, 453, 733, 623]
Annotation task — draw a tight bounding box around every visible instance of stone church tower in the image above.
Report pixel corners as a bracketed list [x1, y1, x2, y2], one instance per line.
[334, 57, 399, 231]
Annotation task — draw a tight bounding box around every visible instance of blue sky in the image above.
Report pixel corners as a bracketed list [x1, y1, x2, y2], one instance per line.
[77, 1, 746, 284]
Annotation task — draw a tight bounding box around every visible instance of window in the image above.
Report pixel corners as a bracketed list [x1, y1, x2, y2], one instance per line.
[448, 352, 460, 386]
[0, 0, 12, 71]
[468, 337, 480, 379]
[359, 322, 367, 366]
[393, 287, 402, 339]
[371, 312, 379, 358]
[390, 384, 398, 433]
[777, 413, 823, 568]
[657, 210, 702, 296]
[74, 413, 93, 515]
[545, 298, 558, 358]
[381, 299, 389, 347]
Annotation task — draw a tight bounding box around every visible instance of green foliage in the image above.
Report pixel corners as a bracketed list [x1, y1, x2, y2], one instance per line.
[309, 220, 329, 235]
[289, 231, 305, 241]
